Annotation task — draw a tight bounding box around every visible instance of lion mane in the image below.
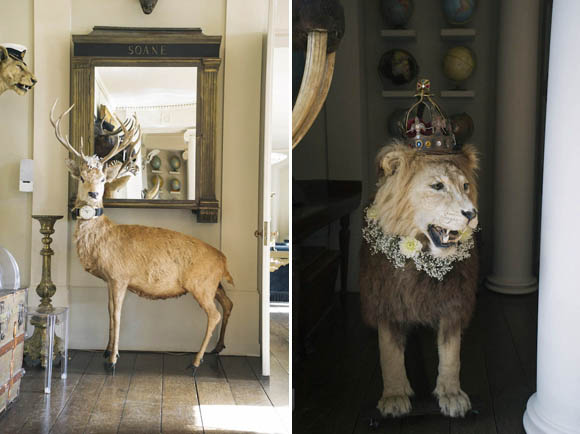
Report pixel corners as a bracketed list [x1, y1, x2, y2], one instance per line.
[0, 46, 37, 96]
[360, 143, 480, 336]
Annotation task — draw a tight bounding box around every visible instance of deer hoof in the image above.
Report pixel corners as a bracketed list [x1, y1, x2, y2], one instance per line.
[186, 364, 200, 377]
[209, 343, 225, 354]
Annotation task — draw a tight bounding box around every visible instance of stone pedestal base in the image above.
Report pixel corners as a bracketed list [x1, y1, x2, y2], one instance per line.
[485, 276, 538, 295]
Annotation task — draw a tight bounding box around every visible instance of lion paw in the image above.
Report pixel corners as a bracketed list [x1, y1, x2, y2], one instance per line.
[377, 395, 412, 417]
[435, 388, 471, 418]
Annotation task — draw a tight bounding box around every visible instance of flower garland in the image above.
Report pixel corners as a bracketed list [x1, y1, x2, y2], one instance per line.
[362, 207, 476, 281]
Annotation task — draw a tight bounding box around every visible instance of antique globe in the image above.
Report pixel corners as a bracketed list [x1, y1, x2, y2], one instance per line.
[387, 108, 407, 138]
[379, 49, 419, 86]
[169, 155, 182, 171]
[380, 0, 414, 28]
[152, 174, 164, 188]
[150, 155, 162, 170]
[442, 46, 475, 82]
[450, 112, 474, 143]
[170, 178, 181, 192]
[442, 0, 476, 26]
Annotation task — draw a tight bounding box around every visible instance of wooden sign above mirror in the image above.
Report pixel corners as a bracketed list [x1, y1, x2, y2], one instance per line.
[70, 27, 221, 223]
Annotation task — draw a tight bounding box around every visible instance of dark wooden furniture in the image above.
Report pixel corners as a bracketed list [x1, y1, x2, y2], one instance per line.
[292, 179, 362, 356]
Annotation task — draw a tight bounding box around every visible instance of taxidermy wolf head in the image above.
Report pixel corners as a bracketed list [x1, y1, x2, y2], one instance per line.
[139, 0, 158, 14]
[0, 45, 37, 96]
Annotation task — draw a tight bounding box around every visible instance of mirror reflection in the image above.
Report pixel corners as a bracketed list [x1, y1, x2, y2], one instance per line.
[94, 66, 197, 201]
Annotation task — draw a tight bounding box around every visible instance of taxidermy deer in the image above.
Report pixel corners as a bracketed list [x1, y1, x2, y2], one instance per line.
[50, 102, 234, 373]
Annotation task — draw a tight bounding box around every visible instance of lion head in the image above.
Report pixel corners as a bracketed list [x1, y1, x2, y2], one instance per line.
[372, 143, 479, 257]
[0, 46, 37, 96]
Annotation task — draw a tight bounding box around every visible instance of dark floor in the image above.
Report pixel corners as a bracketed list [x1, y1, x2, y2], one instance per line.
[0, 309, 289, 434]
[293, 288, 538, 434]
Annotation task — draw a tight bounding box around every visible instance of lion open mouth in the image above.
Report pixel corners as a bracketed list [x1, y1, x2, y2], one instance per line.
[428, 224, 461, 248]
[16, 83, 33, 92]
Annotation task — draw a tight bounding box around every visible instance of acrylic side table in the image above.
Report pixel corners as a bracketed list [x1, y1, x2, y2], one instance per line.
[25, 307, 69, 394]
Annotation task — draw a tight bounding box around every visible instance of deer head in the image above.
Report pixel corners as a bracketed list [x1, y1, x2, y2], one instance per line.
[50, 101, 141, 210]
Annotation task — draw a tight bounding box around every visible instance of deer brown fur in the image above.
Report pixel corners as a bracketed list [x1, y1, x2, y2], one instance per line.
[51, 102, 233, 370]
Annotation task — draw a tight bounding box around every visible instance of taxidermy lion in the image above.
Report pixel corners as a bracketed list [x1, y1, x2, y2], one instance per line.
[360, 143, 479, 418]
[0, 46, 37, 96]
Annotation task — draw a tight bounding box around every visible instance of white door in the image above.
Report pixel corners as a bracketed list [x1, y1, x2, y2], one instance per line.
[257, 0, 278, 377]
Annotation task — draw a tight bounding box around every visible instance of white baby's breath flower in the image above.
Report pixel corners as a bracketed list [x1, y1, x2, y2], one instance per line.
[366, 206, 378, 220]
[399, 236, 422, 258]
[459, 227, 473, 242]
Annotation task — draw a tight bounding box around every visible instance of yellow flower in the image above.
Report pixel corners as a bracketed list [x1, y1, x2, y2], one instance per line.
[399, 236, 422, 258]
[366, 206, 378, 220]
[459, 227, 473, 242]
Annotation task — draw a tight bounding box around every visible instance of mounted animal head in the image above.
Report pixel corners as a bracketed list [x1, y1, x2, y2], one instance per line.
[373, 143, 479, 257]
[0, 45, 37, 96]
[50, 102, 141, 208]
[139, 0, 159, 14]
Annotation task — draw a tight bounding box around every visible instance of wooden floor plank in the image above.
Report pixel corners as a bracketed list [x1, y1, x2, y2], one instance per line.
[161, 353, 203, 433]
[500, 293, 538, 390]
[480, 291, 531, 434]
[399, 328, 450, 434]
[48, 373, 108, 433]
[271, 310, 290, 374]
[0, 352, 82, 433]
[17, 351, 95, 434]
[85, 352, 137, 434]
[248, 356, 290, 431]
[352, 359, 402, 434]
[118, 353, 163, 434]
[3, 309, 290, 434]
[450, 293, 498, 434]
[221, 356, 285, 433]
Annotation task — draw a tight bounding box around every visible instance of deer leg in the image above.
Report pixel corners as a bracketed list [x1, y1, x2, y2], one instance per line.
[104, 284, 115, 359]
[107, 281, 128, 369]
[209, 285, 233, 354]
[190, 294, 221, 371]
[434, 320, 471, 417]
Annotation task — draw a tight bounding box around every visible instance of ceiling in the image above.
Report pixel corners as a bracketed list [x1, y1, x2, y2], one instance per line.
[95, 66, 197, 108]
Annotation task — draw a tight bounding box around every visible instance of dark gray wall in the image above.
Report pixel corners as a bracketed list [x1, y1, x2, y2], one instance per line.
[294, 0, 500, 291]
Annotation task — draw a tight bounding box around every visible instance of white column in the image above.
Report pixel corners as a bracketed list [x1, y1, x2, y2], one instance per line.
[29, 0, 72, 308]
[485, 0, 540, 294]
[523, 1, 580, 432]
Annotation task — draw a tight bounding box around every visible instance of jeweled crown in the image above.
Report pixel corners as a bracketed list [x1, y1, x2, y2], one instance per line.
[399, 79, 456, 152]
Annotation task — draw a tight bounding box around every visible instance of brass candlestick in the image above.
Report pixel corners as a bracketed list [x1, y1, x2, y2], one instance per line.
[24, 215, 64, 367]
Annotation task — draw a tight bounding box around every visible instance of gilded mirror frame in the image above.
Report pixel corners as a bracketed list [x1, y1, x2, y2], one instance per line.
[70, 27, 221, 223]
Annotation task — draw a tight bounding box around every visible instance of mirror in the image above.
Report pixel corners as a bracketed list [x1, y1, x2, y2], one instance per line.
[94, 66, 197, 201]
[71, 27, 222, 222]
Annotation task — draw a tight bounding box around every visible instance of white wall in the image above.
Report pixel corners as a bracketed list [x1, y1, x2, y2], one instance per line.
[1, 0, 269, 356]
[0, 0, 34, 288]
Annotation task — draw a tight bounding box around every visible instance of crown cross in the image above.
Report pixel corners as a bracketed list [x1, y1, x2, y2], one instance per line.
[398, 79, 457, 152]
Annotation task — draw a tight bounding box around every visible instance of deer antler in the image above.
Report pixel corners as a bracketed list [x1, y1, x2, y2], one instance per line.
[100, 114, 141, 164]
[50, 100, 87, 160]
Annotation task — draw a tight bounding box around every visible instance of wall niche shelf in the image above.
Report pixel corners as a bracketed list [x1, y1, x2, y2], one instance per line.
[440, 90, 476, 98]
[382, 90, 415, 98]
[380, 29, 416, 39]
[440, 28, 476, 40]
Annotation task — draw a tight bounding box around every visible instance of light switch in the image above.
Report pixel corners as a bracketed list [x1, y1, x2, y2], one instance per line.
[19, 159, 33, 192]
